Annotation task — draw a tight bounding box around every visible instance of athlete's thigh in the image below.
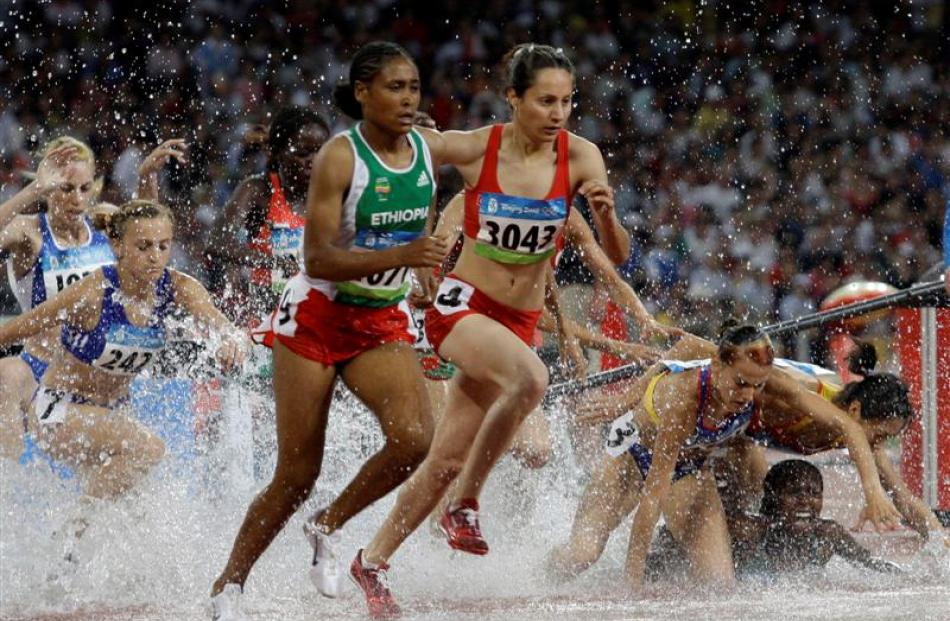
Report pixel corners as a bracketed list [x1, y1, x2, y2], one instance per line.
[340, 341, 431, 437]
[663, 470, 731, 553]
[33, 402, 157, 468]
[0, 355, 36, 407]
[271, 339, 337, 460]
[0, 357, 34, 457]
[439, 314, 546, 389]
[578, 453, 643, 528]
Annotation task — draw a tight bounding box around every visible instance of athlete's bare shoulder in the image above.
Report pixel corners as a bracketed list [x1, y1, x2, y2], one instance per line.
[311, 134, 355, 188]
[237, 172, 270, 192]
[651, 369, 701, 420]
[230, 174, 270, 205]
[320, 132, 356, 159]
[0, 214, 42, 254]
[416, 125, 492, 167]
[565, 131, 604, 161]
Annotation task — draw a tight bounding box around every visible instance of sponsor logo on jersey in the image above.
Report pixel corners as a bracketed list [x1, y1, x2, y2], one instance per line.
[374, 177, 391, 200]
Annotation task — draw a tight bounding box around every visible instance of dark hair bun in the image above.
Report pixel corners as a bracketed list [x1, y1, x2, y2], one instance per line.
[718, 317, 741, 340]
[847, 341, 878, 376]
[333, 80, 363, 120]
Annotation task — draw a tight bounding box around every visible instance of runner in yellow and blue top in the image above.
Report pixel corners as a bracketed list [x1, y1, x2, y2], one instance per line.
[553, 334, 913, 588]
[211, 41, 448, 621]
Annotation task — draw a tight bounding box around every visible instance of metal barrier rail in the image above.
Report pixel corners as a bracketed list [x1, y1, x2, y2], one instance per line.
[545, 279, 948, 401]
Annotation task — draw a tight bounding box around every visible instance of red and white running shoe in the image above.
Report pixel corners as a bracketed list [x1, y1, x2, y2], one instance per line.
[439, 498, 489, 555]
[350, 550, 401, 619]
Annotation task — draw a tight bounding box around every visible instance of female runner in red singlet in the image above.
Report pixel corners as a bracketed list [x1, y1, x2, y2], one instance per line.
[349, 43, 634, 617]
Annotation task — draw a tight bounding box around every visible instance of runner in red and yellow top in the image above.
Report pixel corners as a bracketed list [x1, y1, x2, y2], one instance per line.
[211, 42, 448, 621]
[352, 43, 635, 616]
[209, 106, 329, 327]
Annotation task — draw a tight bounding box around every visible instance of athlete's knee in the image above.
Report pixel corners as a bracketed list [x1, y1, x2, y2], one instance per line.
[510, 360, 549, 409]
[512, 441, 552, 470]
[550, 535, 603, 576]
[383, 437, 429, 475]
[385, 421, 432, 469]
[271, 462, 321, 504]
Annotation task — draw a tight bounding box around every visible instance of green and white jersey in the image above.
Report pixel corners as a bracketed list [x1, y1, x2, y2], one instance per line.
[313, 123, 435, 307]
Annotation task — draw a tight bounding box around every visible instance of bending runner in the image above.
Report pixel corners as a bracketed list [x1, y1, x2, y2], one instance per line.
[550, 330, 906, 589]
[0, 200, 245, 566]
[0, 137, 183, 459]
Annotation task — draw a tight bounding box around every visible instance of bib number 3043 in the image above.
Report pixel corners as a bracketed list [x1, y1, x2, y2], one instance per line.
[482, 221, 557, 254]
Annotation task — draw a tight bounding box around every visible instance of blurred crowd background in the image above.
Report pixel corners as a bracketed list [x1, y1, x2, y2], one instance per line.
[0, 0, 948, 360]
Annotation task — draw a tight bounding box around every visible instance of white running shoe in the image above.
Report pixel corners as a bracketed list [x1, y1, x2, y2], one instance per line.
[210, 584, 248, 621]
[304, 518, 343, 598]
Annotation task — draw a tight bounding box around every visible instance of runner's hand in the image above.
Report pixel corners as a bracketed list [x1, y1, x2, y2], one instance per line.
[577, 180, 615, 217]
[409, 268, 438, 307]
[413, 111, 438, 129]
[639, 317, 688, 343]
[852, 491, 902, 533]
[139, 139, 188, 178]
[398, 234, 450, 268]
[610, 341, 662, 365]
[216, 333, 249, 374]
[34, 143, 84, 195]
[559, 336, 587, 380]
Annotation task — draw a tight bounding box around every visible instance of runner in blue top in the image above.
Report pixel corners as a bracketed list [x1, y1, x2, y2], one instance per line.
[0, 137, 185, 461]
[0, 137, 112, 459]
[0, 200, 246, 505]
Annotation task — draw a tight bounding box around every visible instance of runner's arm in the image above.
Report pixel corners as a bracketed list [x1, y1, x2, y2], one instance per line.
[874, 446, 945, 538]
[576, 332, 714, 424]
[825, 521, 902, 573]
[765, 370, 901, 532]
[207, 177, 274, 268]
[566, 209, 684, 341]
[0, 272, 101, 346]
[416, 126, 490, 169]
[571, 137, 630, 265]
[170, 270, 248, 372]
[624, 379, 694, 588]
